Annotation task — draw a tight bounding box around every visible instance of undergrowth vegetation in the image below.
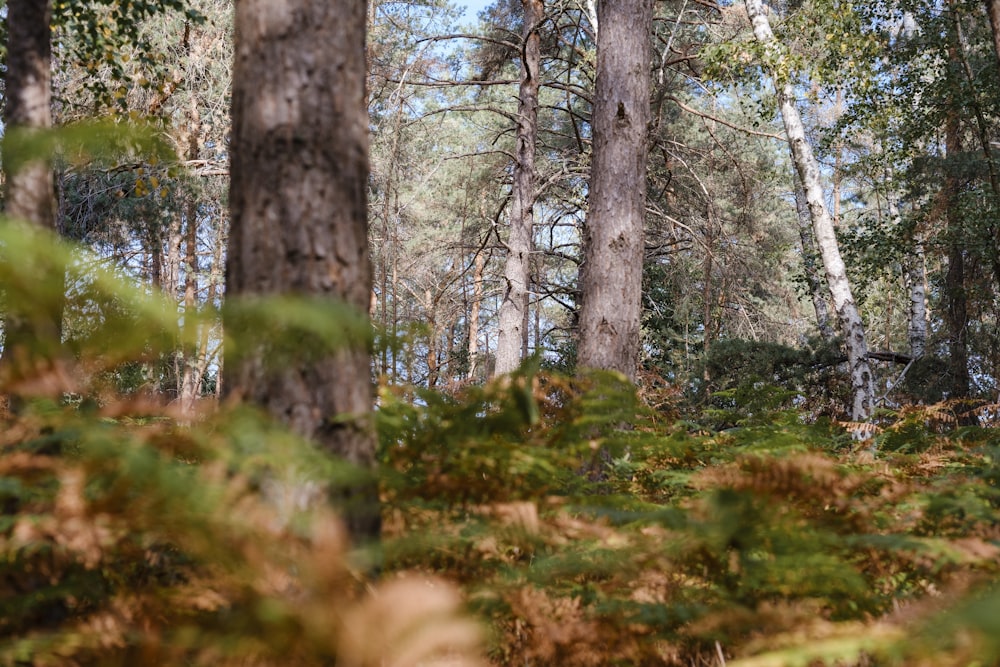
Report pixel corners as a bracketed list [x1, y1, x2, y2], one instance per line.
[2, 224, 1000, 665]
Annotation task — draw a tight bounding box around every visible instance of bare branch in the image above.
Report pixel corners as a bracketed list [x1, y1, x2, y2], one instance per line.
[669, 96, 782, 140]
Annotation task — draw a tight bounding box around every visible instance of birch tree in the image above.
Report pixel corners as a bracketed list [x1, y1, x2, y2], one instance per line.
[745, 0, 874, 420]
[793, 171, 835, 342]
[577, 0, 653, 382]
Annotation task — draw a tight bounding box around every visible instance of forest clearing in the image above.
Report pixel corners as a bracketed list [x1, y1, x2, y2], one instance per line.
[2, 0, 1000, 664]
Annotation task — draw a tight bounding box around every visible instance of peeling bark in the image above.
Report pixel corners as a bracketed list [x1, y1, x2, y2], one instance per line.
[887, 191, 927, 359]
[793, 172, 835, 341]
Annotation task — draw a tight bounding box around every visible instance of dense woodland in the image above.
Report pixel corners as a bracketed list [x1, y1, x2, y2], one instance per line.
[3, 0, 1000, 664]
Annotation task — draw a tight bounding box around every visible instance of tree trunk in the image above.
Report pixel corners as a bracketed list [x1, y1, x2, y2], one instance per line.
[178, 196, 201, 413]
[425, 288, 439, 387]
[178, 95, 203, 415]
[986, 0, 1000, 92]
[2, 0, 60, 392]
[468, 249, 485, 381]
[887, 190, 927, 359]
[4, 0, 55, 230]
[495, 0, 543, 376]
[577, 0, 652, 382]
[944, 113, 970, 398]
[746, 0, 874, 420]
[226, 0, 378, 544]
[905, 237, 928, 359]
[793, 171, 836, 341]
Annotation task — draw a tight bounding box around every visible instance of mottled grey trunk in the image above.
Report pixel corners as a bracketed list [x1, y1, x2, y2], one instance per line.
[226, 0, 377, 542]
[577, 0, 652, 382]
[905, 238, 928, 359]
[887, 192, 927, 358]
[495, 0, 543, 376]
[4, 0, 55, 230]
[793, 171, 835, 341]
[746, 0, 874, 420]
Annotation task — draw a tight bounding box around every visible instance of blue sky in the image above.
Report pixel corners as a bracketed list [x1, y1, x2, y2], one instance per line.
[458, 0, 493, 20]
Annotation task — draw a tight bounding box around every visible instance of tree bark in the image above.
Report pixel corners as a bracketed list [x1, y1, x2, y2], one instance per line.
[179, 97, 203, 415]
[944, 113, 970, 398]
[468, 249, 485, 381]
[746, 0, 874, 420]
[1, 0, 60, 392]
[495, 0, 543, 376]
[226, 0, 378, 543]
[886, 190, 927, 359]
[793, 171, 835, 341]
[905, 236, 928, 360]
[577, 0, 652, 382]
[4, 0, 55, 230]
[985, 0, 1000, 87]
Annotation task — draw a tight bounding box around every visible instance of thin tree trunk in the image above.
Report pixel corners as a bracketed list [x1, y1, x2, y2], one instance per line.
[468, 249, 485, 381]
[944, 113, 970, 398]
[165, 213, 183, 299]
[954, 5, 1000, 292]
[522, 284, 531, 359]
[887, 190, 927, 358]
[832, 87, 843, 226]
[425, 289, 439, 387]
[495, 0, 543, 376]
[199, 216, 226, 399]
[391, 249, 399, 383]
[905, 238, 928, 359]
[179, 95, 203, 414]
[226, 0, 378, 544]
[178, 197, 200, 413]
[793, 170, 836, 341]
[746, 0, 874, 420]
[987, 0, 1000, 81]
[577, 0, 652, 382]
[150, 229, 163, 290]
[702, 215, 715, 395]
[377, 97, 405, 378]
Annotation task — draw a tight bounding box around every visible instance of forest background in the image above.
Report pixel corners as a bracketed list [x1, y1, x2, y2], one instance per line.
[2, 0, 1000, 665]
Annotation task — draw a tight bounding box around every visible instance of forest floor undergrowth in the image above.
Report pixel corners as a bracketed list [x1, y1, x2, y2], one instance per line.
[2, 368, 1000, 666]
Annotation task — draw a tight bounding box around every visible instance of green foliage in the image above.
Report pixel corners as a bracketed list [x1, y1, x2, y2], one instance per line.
[699, 338, 850, 424]
[52, 0, 207, 113]
[379, 368, 1000, 665]
[3, 223, 1000, 664]
[0, 227, 484, 666]
[2, 119, 174, 177]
